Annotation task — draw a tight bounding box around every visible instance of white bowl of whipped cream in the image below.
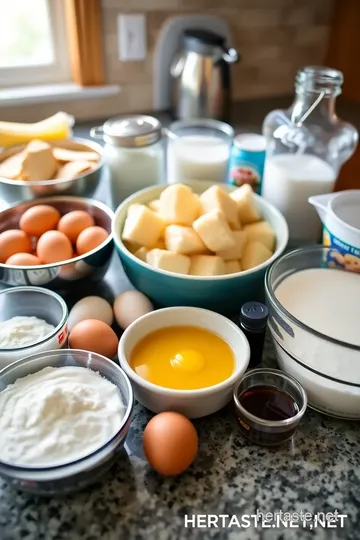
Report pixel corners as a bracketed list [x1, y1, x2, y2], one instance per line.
[0, 349, 134, 494]
[0, 286, 69, 370]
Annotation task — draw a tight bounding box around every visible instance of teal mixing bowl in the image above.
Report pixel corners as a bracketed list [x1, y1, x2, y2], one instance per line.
[112, 181, 288, 314]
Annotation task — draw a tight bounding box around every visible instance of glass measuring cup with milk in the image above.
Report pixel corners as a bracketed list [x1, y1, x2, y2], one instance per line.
[262, 66, 358, 244]
[167, 119, 234, 184]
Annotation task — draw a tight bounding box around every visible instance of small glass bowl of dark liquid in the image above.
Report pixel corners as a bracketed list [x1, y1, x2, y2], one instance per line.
[233, 368, 307, 446]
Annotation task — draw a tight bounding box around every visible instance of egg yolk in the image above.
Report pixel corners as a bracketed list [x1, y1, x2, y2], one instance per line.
[170, 350, 205, 373]
[130, 326, 234, 390]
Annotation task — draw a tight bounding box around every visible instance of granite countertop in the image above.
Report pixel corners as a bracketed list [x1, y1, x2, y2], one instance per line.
[1, 105, 360, 540]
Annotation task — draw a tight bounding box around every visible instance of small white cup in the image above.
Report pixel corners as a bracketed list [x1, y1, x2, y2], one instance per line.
[118, 306, 250, 419]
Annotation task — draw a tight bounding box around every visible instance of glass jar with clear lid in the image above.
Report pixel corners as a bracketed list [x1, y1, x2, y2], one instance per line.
[166, 118, 234, 184]
[262, 66, 358, 244]
[91, 115, 165, 209]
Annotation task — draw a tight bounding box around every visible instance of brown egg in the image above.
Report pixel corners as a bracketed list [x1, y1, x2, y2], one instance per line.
[19, 205, 61, 237]
[6, 253, 42, 266]
[69, 319, 118, 358]
[76, 226, 109, 255]
[143, 412, 198, 476]
[57, 210, 95, 244]
[36, 230, 73, 264]
[0, 230, 32, 263]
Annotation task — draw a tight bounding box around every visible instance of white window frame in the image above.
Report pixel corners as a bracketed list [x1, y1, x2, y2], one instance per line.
[0, 0, 71, 88]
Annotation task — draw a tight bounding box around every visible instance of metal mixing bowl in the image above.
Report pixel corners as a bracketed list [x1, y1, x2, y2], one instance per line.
[0, 349, 134, 495]
[0, 138, 104, 206]
[0, 286, 69, 370]
[0, 196, 114, 289]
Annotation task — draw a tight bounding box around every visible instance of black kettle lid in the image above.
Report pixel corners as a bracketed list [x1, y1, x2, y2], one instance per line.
[184, 29, 225, 47]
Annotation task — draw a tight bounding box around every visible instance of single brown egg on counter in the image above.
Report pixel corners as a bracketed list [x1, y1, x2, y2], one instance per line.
[76, 226, 109, 255]
[57, 210, 95, 244]
[36, 230, 73, 264]
[69, 319, 118, 358]
[6, 252, 42, 266]
[143, 412, 198, 476]
[19, 205, 61, 237]
[0, 230, 32, 263]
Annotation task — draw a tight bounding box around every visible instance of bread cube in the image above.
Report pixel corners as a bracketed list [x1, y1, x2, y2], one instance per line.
[150, 238, 166, 250]
[165, 225, 207, 255]
[216, 230, 248, 261]
[243, 220, 275, 251]
[159, 184, 199, 225]
[128, 203, 142, 216]
[230, 184, 261, 224]
[148, 199, 160, 213]
[225, 260, 242, 274]
[123, 240, 141, 254]
[122, 205, 165, 248]
[189, 255, 226, 276]
[193, 210, 235, 252]
[200, 185, 240, 229]
[22, 140, 58, 181]
[242, 241, 273, 271]
[133, 246, 148, 262]
[147, 249, 190, 275]
[193, 194, 203, 218]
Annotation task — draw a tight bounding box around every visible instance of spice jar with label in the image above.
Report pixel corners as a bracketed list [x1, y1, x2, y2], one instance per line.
[91, 115, 165, 209]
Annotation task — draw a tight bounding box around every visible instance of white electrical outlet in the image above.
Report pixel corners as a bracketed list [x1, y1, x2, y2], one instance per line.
[118, 14, 147, 62]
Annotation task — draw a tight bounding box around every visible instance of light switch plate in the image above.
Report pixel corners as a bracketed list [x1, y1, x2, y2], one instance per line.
[118, 14, 147, 62]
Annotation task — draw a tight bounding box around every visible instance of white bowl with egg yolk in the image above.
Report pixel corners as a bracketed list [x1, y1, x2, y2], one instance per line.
[118, 306, 250, 419]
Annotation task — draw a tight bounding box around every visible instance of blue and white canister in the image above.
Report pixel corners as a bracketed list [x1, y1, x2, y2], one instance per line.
[227, 134, 266, 194]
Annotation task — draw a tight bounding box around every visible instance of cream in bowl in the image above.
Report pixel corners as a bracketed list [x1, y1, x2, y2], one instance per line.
[119, 306, 250, 419]
[265, 246, 360, 420]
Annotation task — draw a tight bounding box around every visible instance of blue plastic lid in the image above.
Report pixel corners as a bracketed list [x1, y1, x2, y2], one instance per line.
[240, 301, 269, 330]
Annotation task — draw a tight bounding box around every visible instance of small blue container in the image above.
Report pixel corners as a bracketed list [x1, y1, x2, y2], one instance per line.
[228, 133, 266, 194]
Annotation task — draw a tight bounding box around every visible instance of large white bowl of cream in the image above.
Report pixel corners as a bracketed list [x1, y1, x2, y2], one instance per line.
[265, 245, 360, 420]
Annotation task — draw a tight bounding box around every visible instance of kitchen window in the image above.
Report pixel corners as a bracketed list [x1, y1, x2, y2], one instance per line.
[0, 0, 70, 88]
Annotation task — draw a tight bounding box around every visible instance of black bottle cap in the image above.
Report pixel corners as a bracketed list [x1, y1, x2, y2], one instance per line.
[240, 302, 269, 330]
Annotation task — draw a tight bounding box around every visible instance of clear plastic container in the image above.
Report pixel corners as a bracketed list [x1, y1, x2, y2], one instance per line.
[262, 66, 358, 244]
[166, 118, 234, 184]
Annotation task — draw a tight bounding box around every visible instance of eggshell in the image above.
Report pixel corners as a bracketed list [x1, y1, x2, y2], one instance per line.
[57, 210, 95, 244]
[69, 319, 118, 358]
[113, 290, 153, 329]
[0, 230, 32, 263]
[6, 253, 42, 266]
[76, 226, 109, 255]
[36, 230, 73, 264]
[143, 412, 198, 476]
[19, 205, 61, 237]
[68, 296, 113, 330]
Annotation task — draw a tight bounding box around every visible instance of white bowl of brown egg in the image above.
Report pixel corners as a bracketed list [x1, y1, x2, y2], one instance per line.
[113, 180, 289, 313]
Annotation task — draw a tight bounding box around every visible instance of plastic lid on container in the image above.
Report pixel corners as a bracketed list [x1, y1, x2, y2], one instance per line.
[102, 115, 162, 148]
[240, 302, 269, 330]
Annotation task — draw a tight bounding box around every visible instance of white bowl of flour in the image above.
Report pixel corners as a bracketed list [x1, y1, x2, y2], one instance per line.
[265, 245, 360, 420]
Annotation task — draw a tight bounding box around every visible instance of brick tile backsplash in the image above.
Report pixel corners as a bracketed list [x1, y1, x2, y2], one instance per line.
[1, 0, 335, 122]
[100, 0, 335, 111]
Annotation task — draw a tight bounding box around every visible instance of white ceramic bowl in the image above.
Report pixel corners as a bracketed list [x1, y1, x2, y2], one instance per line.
[118, 306, 250, 419]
